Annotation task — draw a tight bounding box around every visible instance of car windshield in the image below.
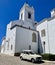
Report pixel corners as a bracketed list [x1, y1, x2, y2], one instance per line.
[29, 51, 35, 54]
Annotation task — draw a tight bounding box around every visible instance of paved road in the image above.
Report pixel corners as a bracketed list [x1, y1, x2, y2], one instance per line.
[0, 54, 55, 65]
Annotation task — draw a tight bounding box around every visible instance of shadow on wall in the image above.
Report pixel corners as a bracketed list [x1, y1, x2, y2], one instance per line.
[38, 32, 43, 54]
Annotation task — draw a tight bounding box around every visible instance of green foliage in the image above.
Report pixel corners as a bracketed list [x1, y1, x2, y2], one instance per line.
[41, 54, 55, 61]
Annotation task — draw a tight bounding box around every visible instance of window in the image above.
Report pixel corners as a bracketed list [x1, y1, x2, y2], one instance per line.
[26, 52, 29, 54]
[32, 33, 36, 42]
[21, 13, 23, 19]
[28, 12, 31, 19]
[41, 29, 46, 37]
[11, 45, 13, 50]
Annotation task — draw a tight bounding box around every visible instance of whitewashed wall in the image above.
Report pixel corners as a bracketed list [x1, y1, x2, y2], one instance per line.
[4, 23, 16, 55]
[11, 20, 36, 30]
[48, 18, 55, 54]
[15, 26, 38, 53]
[37, 18, 55, 54]
[37, 20, 50, 54]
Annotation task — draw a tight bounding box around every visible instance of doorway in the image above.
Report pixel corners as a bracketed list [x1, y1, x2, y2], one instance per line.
[29, 45, 31, 50]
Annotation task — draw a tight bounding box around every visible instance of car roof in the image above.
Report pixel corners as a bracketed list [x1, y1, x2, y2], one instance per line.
[22, 50, 33, 52]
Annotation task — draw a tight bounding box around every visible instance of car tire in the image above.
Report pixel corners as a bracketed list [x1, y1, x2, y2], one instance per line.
[20, 56, 23, 60]
[31, 58, 35, 63]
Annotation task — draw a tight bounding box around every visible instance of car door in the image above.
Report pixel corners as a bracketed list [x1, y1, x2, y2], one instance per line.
[25, 52, 30, 60]
[23, 51, 29, 60]
[28, 53, 31, 60]
[22, 51, 26, 59]
[22, 51, 28, 59]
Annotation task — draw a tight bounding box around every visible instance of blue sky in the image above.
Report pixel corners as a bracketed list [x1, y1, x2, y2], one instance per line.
[0, 0, 55, 45]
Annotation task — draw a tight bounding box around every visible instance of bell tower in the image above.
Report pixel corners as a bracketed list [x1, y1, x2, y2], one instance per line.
[19, 3, 34, 22]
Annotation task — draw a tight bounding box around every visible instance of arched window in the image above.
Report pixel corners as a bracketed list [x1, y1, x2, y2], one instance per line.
[32, 33, 36, 42]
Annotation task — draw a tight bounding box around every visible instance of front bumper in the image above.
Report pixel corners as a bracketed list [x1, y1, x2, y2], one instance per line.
[36, 57, 42, 62]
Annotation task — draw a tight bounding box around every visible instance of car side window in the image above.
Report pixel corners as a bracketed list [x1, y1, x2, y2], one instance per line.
[26, 52, 29, 54]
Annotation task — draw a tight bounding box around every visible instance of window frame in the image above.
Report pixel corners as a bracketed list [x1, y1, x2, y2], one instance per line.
[41, 29, 46, 37]
[32, 33, 36, 42]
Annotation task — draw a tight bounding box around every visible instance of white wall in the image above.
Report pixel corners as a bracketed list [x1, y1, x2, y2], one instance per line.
[4, 23, 16, 55]
[48, 18, 55, 54]
[37, 20, 50, 54]
[11, 20, 36, 30]
[15, 26, 38, 53]
[19, 9, 25, 20]
[37, 18, 55, 54]
[24, 6, 34, 22]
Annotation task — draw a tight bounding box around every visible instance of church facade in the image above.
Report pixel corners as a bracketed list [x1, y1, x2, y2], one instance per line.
[1, 3, 55, 56]
[1, 3, 38, 56]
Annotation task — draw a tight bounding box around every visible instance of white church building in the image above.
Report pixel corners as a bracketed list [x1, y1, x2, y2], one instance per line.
[1, 3, 55, 56]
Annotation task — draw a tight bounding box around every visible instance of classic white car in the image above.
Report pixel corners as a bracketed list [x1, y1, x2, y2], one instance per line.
[20, 50, 42, 63]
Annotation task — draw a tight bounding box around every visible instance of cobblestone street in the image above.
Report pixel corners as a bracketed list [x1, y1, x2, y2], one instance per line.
[0, 54, 55, 65]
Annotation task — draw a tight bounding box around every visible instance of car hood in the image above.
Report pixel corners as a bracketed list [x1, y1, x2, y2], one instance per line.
[30, 54, 42, 58]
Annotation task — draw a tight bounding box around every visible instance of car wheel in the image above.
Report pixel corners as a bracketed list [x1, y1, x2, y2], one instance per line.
[31, 58, 35, 63]
[20, 56, 23, 60]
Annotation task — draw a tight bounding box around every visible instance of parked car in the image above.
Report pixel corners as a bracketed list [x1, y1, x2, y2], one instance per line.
[20, 50, 42, 63]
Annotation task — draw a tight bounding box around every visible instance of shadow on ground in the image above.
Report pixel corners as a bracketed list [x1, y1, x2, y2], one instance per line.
[22, 59, 45, 64]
